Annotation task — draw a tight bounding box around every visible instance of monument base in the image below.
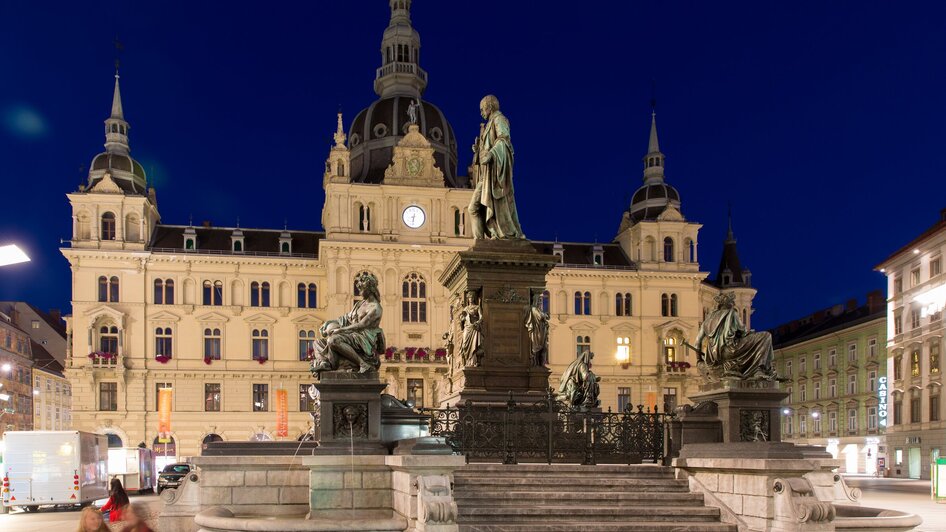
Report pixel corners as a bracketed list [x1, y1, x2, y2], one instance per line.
[439, 365, 552, 406]
[314, 371, 388, 454]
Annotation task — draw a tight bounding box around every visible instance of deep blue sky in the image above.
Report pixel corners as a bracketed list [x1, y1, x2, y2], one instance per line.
[2, 1, 945, 330]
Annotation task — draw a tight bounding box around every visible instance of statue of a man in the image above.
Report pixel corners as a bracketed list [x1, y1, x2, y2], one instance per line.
[468, 95, 524, 240]
[693, 292, 777, 380]
[525, 293, 549, 367]
[557, 351, 600, 409]
[310, 271, 385, 377]
[457, 290, 483, 367]
[407, 99, 419, 125]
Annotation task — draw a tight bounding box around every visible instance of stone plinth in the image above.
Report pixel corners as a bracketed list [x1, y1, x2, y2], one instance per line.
[438, 239, 556, 406]
[313, 371, 387, 454]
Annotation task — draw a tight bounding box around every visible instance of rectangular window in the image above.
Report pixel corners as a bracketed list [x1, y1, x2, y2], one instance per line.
[848, 408, 857, 432]
[99, 382, 117, 411]
[800, 384, 807, 402]
[893, 400, 902, 425]
[911, 268, 921, 287]
[785, 360, 793, 376]
[617, 387, 631, 412]
[576, 336, 591, 358]
[253, 384, 269, 412]
[155, 382, 172, 411]
[252, 330, 269, 361]
[407, 378, 424, 409]
[911, 350, 921, 377]
[204, 328, 222, 360]
[828, 411, 838, 433]
[930, 395, 940, 422]
[814, 353, 821, 370]
[911, 311, 920, 329]
[848, 343, 857, 362]
[911, 397, 921, 423]
[932, 257, 942, 277]
[895, 448, 903, 465]
[894, 277, 903, 294]
[932, 341, 942, 374]
[895, 355, 903, 380]
[299, 384, 317, 411]
[868, 370, 877, 392]
[662, 387, 677, 413]
[205, 383, 221, 412]
[785, 415, 793, 436]
[829, 379, 837, 398]
[868, 406, 877, 430]
[848, 374, 857, 395]
[828, 349, 837, 368]
[894, 311, 903, 335]
[800, 356, 807, 374]
[868, 338, 877, 358]
[799, 415, 807, 434]
[814, 381, 822, 400]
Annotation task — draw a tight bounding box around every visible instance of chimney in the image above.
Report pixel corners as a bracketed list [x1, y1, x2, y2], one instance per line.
[48, 308, 62, 323]
[846, 298, 858, 312]
[867, 290, 885, 313]
[202, 220, 213, 228]
[941, 207, 946, 222]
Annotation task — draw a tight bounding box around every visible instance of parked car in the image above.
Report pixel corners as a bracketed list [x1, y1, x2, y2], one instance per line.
[156, 463, 193, 494]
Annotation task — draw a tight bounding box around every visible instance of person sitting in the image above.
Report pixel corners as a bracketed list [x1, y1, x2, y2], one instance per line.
[100, 477, 129, 523]
[76, 506, 109, 532]
[120, 502, 154, 532]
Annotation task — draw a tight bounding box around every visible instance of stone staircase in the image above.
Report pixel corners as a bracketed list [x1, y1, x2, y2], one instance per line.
[453, 464, 737, 531]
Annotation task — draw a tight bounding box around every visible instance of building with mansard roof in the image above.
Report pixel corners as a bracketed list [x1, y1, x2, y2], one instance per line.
[61, 0, 756, 461]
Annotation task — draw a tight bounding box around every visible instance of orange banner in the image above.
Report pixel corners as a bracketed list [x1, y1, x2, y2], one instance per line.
[644, 391, 657, 412]
[157, 388, 172, 443]
[275, 389, 288, 438]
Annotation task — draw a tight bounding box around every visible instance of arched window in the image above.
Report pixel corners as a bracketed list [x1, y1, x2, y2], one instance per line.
[76, 212, 91, 240]
[203, 328, 221, 360]
[644, 237, 656, 262]
[252, 329, 269, 360]
[125, 214, 140, 242]
[104, 276, 120, 302]
[686, 238, 696, 262]
[576, 335, 591, 357]
[250, 281, 270, 307]
[185, 237, 195, 250]
[298, 283, 317, 308]
[233, 240, 243, 252]
[358, 204, 370, 232]
[337, 160, 345, 176]
[106, 433, 123, 447]
[574, 292, 582, 315]
[99, 325, 119, 355]
[540, 290, 550, 313]
[664, 336, 678, 364]
[202, 434, 223, 445]
[402, 272, 427, 323]
[661, 294, 670, 317]
[664, 237, 675, 262]
[154, 279, 174, 305]
[101, 212, 116, 240]
[453, 208, 466, 236]
[203, 280, 223, 305]
[298, 330, 316, 360]
[155, 327, 173, 359]
[615, 293, 632, 316]
[670, 294, 679, 317]
[281, 242, 290, 253]
[583, 292, 592, 315]
[99, 276, 109, 302]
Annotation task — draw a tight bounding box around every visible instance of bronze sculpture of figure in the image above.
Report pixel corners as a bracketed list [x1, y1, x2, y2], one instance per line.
[557, 351, 601, 409]
[468, 95, 524, 240]
[692, 292, 777, 381]
[457, 290, 483, 367]
[525, 293, 549, 367]
[309, 271, 384, 377]
[407, 99, 419, 125]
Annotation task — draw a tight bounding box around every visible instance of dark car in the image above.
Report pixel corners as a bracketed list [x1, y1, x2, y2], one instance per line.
[156, 463, 193, 494]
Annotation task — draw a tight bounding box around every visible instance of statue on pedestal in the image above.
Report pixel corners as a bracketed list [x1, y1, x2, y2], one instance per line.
[468, 95, 524, 240]
[557, 351, 601, 409]
[525, 293, 549, 367]
[691, 292, 777, 381]
[309, 271, 385, 377]
[456, 290, 483, 368]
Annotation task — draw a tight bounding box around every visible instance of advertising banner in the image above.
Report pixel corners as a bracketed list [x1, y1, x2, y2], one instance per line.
[158, 388, 172, 443]
[276, 388, 288, 438]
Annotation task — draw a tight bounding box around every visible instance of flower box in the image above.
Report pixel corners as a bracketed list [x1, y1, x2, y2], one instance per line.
[155, 355, 171, 364]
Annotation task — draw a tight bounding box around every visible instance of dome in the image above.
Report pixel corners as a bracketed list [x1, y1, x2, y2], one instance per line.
[348, 96, 463, 187]
[628, 182, 682, 223]
[88, 152, 147, 194]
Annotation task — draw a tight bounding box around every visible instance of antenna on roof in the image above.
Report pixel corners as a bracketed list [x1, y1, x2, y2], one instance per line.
[236, 217, 240, 228]
[283, 218, 288, 231]
[113, 35, 124, 73]
[650, 79, 657, 114]
[188, 214, 193, 226]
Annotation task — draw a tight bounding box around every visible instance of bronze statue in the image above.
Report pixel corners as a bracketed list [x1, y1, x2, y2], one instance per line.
[407, 99, 419, 125]
[525, 293, 549, 367]
[468, 95, 524, 240]
[310, 271, 384, 377]
[457, 290, 483, 367]
[557, 351, 600, 409]
[692, 292, 777, 381]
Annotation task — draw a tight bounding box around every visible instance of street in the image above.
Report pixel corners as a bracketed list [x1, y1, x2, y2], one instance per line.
[846, 476, 946, 532]
[0, 493, 160, 532]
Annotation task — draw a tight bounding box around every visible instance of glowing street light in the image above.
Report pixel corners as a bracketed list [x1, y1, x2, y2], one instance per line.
[0, 244, 30, 267]
[1, 362, 11, 373]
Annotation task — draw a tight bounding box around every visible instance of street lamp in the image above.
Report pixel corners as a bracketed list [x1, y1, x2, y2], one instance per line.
[0, 244, 30, 267]
[1, 362, 11, 373]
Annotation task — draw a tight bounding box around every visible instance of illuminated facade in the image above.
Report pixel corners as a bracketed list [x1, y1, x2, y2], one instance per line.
[0, 316, 34, 436]
[876, 208, 946, 480]
[62, 0, 755, 460]
[772, 293, 887, 475]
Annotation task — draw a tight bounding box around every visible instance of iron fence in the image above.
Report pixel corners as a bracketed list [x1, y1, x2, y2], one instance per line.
[421, 389, 674, 465]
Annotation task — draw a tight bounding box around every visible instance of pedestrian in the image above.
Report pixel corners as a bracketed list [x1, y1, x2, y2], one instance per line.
[76, 506, 109, 532]
[99, 477, 129, 523]
[119, 502, 153, 532]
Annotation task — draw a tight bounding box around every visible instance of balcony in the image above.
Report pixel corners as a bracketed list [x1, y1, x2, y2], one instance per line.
[375, 61, 428, 82]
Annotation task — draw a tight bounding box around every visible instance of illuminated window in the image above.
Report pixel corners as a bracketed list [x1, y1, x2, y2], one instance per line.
[253, 384, 268, 412]
[911, 349, 920, 377]
[931, 340, 941, 374]
[664, 337, 677, 364]
[205, 383, 221, 412]
[99, 382, 117, 411]
[402, 273, 427, 323]
[155, 382, 171, 412]
[616, 336, 631, 366]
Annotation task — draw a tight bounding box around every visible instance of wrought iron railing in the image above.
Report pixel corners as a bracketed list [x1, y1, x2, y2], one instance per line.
[421, 389, 674, 465]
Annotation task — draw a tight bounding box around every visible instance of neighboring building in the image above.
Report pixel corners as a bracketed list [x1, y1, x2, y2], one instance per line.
[771, 292, 887, 475]
[876, 208, 946, 480]
[0, 302, 68, 365]
[62, 0, 755, 460]
[0, 314, 34, 436]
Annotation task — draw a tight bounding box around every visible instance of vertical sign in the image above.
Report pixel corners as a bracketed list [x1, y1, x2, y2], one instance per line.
[157, 388, 173, 443]
[877, 376, 888, 428]
[276, 388, 288, 438]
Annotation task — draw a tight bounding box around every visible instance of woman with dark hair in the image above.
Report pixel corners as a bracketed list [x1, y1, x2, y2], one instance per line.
[100, 477, 130, 522]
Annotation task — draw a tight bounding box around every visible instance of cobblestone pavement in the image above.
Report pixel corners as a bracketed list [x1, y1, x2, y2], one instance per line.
[0, 493, 161, 532]
[845, 476, 946, 532]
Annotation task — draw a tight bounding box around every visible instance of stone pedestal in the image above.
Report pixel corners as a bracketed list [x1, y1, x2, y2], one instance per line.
[438, 239, 556, 406]
[314, 371, 388, 454]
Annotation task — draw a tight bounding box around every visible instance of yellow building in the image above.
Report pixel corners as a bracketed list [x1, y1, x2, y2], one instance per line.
[62, 1, 756, 460]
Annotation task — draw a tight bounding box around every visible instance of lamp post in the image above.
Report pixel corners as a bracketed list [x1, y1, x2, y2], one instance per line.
[0, 244, 30, 267]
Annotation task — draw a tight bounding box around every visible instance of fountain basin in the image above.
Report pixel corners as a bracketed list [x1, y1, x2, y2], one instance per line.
[834, 504, 923, 531]
[195, 507, 408, 532]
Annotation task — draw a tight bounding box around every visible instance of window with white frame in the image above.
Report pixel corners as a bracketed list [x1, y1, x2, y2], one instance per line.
[800, 356, 807, 374]
[576, 335, 591, 357]
[868, 338, 877, 358]
[894, 311, 903, 335]
[252, 384, 268, 412]
[155, 327, 173, 359]
[298, 330, 316, 361]
[799, 415, 807, 434]
[931, 257, 942, 278]
[828, 411, 838, 432]
[848, 374, 857, 394]
[203, 328, 222, 360]
[814, 353, 821, 371]
[785, 415, 793, 435]
[911, 268, 921, 287]
[829, 378, 837, 398]
[848, 408, 857, 432]
[868, 370, 877, 392]
[252, 329, 269, 360]
[800, 383, 807, 402]
[828, 349, 837, 368]
[911, 310, 920, 329]
[814, 380, 822, 400]
[868, 406, 877, 430]
[786, 359, 793, 376]
[894, 277, 903, 294]
[203, 280, 224, 305]
[848, 343, 857, 362]
[931, 340, 941, 375]
[618, 387, 631, 412]
[402, 273, 427, 323]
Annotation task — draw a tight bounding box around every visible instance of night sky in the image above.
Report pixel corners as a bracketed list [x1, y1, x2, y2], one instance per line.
[2, 1, 945, 330]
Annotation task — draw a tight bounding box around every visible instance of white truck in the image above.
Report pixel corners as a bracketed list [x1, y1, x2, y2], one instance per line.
[107, 447, 155, 493]
[2, 431, 109, 511]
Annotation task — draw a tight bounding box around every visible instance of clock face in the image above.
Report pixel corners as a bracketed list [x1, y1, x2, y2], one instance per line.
[402, 205, 426, 229]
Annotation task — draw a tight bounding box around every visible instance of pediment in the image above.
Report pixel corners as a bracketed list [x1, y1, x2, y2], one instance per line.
[89, 172, 123, 194]
[84, 305, 125, 323]
[150, 310, 181, 322]
[196, 311, 230, 323]
[383, 125, 444, 187]
[657, 205, 684, 222]
[569, 320, 600, 333]
[611, 322, 641, 334]
[291, 313, 324, 326]
[245, 312, 277, 324]
[653, 319, 693, 335]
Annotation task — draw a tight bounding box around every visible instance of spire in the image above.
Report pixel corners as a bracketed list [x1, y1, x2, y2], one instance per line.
[648, 111, 660, 154]
[715, 208, 751, 288]
[374, 0, 427, 98]
[727, 203, 734, 242]
[103, 70, 130, 155]
[334, 112, 347, 147]
[642, 111, 666, 184]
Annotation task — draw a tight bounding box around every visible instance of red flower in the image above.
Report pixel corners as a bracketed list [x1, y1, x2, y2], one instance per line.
[155, 355, 171, 364]
[434, 348, 447, 358]
[257, 357, 268, 365]
[203, 357, 212, 365]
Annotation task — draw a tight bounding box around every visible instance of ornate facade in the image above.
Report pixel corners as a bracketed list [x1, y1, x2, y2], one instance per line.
[62, 0, 756, 460]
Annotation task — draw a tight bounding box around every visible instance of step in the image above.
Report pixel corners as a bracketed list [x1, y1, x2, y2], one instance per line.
[458, 505, 722, 523]
[457, 464, 674, 477]
[454, 490, 705, 506]
[454, 476, 690, 492]
[459, 523, 738, 532]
